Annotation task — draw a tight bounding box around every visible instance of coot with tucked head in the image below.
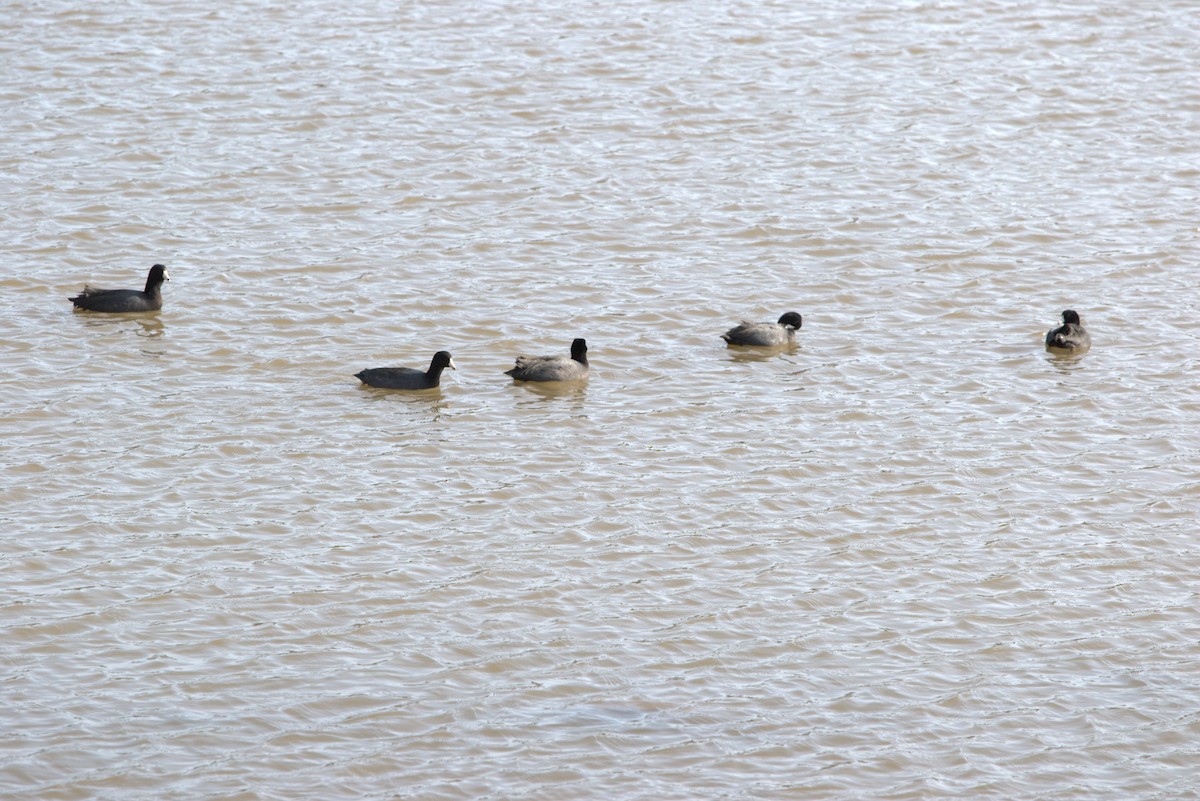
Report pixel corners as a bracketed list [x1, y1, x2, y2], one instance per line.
[1045, 309, 1091, 351]
[505, 338, 589, 382]
[356, 351, 456, 389]
[721, 312, 802, 346]
[69, 264, 169, 312]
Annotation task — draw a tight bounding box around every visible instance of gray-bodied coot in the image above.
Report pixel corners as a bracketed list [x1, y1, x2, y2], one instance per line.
[505, 338, 589, 382]
[721, 312, 802, 346]
[1044, 309, 1091, 351]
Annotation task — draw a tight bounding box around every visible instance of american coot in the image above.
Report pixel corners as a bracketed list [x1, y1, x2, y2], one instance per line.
[1045, 309, 1091, 351]
[69, 264, 169, 312]
[721, 312, 803, 346]
[505, 338, 589, 382]
[356, 351, 456, 389]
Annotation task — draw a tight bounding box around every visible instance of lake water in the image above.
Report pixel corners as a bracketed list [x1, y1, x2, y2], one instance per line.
[2, 1, 1199, 799]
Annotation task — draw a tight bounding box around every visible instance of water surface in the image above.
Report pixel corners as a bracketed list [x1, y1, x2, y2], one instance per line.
[2, 1, 1199, 799]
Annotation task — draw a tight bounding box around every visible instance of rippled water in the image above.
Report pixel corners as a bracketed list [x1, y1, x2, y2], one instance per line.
[3, 1, 1199, 799]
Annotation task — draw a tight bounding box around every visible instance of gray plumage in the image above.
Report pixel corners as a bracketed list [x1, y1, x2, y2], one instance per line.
[1044, 309, 1091, 351]
[356, 351, 456, 389]
[721, 312, 803, 346]
[69, 264, 169, 312]
[505, 338, 589, 382]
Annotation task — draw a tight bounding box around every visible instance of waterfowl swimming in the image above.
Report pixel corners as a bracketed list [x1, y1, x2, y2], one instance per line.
[1044, 309, 1091, 351]
[721, 312, 803, 346]
[356, 351, 456, 389]
[505, 338, 589, 382]
[69, 264, 169, 312]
